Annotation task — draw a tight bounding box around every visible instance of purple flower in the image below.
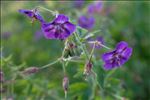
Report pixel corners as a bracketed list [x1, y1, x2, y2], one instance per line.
[73, 0, 84, 8]
[88, 1, 103, 14]
[19, 9, 45, 23]
[102, 41, 132, 70]
[88, 36, 104, 49]
[78, 15, 95, 30]
[41, 14, 76, 40]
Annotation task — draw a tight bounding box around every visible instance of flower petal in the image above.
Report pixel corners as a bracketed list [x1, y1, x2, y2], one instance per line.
[116, 41, 128, 53]
[35, 12, 45, 23]
[102, 51, 115, 62]
[18, 9, 34, 18]
[58, 28, 70, 40]
[121, 47, 132, 60]
[54, 14, 69, 24]
[63, 22, 76, 33]
[104, 63, 113, 70]
[42, 23, 56, 39]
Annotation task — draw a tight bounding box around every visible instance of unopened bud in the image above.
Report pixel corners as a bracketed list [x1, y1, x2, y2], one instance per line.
[0, 70, 4, 83]
[83, 61, 93, 76]
[62, 76, 69, 92]
[22, 67, 39, 75]
[68, 43, 77, 48]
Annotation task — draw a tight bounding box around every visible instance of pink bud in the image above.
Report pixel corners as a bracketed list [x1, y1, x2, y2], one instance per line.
[0, 70, 4, 83]
[22, 67, 39, 75]
[83, 61, 93, 76]
[62, 76, 69, 92]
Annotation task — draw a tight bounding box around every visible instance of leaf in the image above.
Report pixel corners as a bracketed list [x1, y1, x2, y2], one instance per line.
[69, 82, 88, 94]
[76, 26, 88, 38]
[93, 60, 106, 89]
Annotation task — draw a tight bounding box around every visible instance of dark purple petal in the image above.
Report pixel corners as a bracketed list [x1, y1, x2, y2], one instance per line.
[58, 29, 70, 39]
[121, 47, 132, 59]
[35, 12, 45, 23]
[102, 51, 115, 62]
[19, 9, 34, 18]
[54, 14, 69, 24]
[19, 9, 45, 23]
[104, 63, 113, 70]
[116, 41, 128, 53]
[44, 28, 57, 39]
[63, 22, 76, 33]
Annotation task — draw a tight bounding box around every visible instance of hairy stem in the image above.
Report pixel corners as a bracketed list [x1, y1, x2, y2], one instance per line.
[74, 32, 90, 60]
[39, 58, 61, 70]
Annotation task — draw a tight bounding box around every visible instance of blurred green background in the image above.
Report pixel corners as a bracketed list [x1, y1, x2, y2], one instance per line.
[1, 1, 150, 100]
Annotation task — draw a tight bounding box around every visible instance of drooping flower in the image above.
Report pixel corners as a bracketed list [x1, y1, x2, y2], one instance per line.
[18, 9, 45, 23]
[102, 41, 132, 70]
[87, 36, 104, 49]
[42, 14, 76, 40]
[87, 1, 103, 14]
[78, 15, 95, 30]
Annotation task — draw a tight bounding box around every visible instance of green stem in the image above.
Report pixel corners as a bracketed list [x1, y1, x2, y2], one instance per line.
[99, 43, 111, 50]
[39, 58, 61, 70]
[89, 42, 96, 62]
[36, 6, 58, 16]
[74, 32, 90, 60]
[62, 62, 66, 74]
[104, 69, 117, 87]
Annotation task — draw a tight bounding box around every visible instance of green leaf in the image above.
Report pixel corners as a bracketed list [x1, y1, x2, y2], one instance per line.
[76, 26, 88, 38]
[93, 60, 106, 89]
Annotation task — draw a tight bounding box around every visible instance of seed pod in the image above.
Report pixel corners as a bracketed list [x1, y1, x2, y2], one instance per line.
[22, 67, 39, 75]
[83, 61, 93, 76]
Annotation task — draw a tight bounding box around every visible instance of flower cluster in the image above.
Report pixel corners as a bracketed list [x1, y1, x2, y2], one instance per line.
[19, 3, 133, 98]
[19, 9, 76, 40]
[19, 6, 132, 72]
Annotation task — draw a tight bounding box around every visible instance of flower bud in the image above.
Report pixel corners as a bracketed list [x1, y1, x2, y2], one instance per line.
[83, 61, 93, 76]
[22, 67, 39, 75]
[0, 70, 4, 83]
[62, 76, 69, 92]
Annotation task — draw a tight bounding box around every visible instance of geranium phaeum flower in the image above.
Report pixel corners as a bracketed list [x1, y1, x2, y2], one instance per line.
[18, 9, 45, 23]
[102, 41, 132, 70]
[41, 14, 76, 40]
[78, 15, 95, 30]
[88, 1, 103, 14]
